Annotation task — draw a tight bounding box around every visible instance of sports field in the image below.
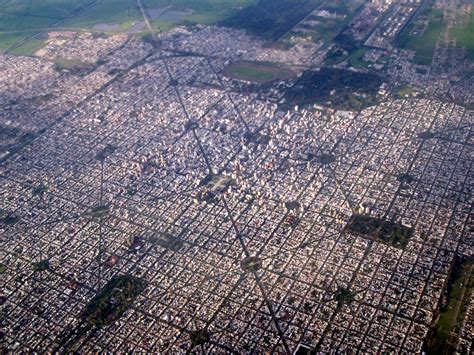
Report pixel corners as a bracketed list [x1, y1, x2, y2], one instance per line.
[225, 61, 295, 83]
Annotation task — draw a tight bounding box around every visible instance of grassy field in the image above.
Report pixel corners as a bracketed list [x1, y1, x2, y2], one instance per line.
[396, 8, 445, 65]
[145, 0, 257, 27]
[396, 86, 416, 98]
[0, 0, 92, 19]
[9, 37, 47, 56]
[63, 0, 142, 30]
[451, 6, 474, 60]
[0, 0, 92, 51]
[225, 61, 295, 83]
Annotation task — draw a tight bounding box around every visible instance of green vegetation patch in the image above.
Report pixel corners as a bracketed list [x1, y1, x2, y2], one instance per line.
[0, 0, 92, 20]
[95, 144, 116, 161]
[32, 259, 50, 272]
[82, 275, 147, 326]
[90, 205, 110, 219]
[226, 61, 295, 83]
[240, 256, 262, 272]
[53, 57, 94, 74]
[32, 183, 49, 197]
[424, 257, 473, 354]
[284, 68, 382, 111]
[190, 328, 210, 347]
[0, 263, 6, 274]
[145, 0, 258, 27]
[9, 37, 47, 56]
[315, 153, 336, 165]
[396, 86, 416, 98]
[335, 287, 355, 308]
[220, 0, 324, 40]
[450, 6, 474, 60]
[347, 48, 368, 68]
[243, 131, 271, 145]
[344, 214, 413, 249]
[0, 0, 92, 51]
[199, 173, 236, 193]
[150, 233, 184, 251]
[62, 0, 142, 31]
[395, 8, 445, 65]
[0, 209, 20, 226]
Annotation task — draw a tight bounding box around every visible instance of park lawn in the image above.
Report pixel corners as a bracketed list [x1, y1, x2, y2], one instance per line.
[450, 6, 474, 60]
[397, 86, 415, 98]
[396, 8, 445, 65]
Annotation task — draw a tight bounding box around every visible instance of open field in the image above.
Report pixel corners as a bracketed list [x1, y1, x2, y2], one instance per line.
[9, 36, 48, 56]
[144, 0, 257, 27]
[225, 61, 295, 83]
[450, 6, 474, 60]
[62, 0, 142, 31]
[0, 0, 93, 51]
[396, 7, 445, 65]
[221, 0, 323, 41]
[0, 0, 92, 19]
